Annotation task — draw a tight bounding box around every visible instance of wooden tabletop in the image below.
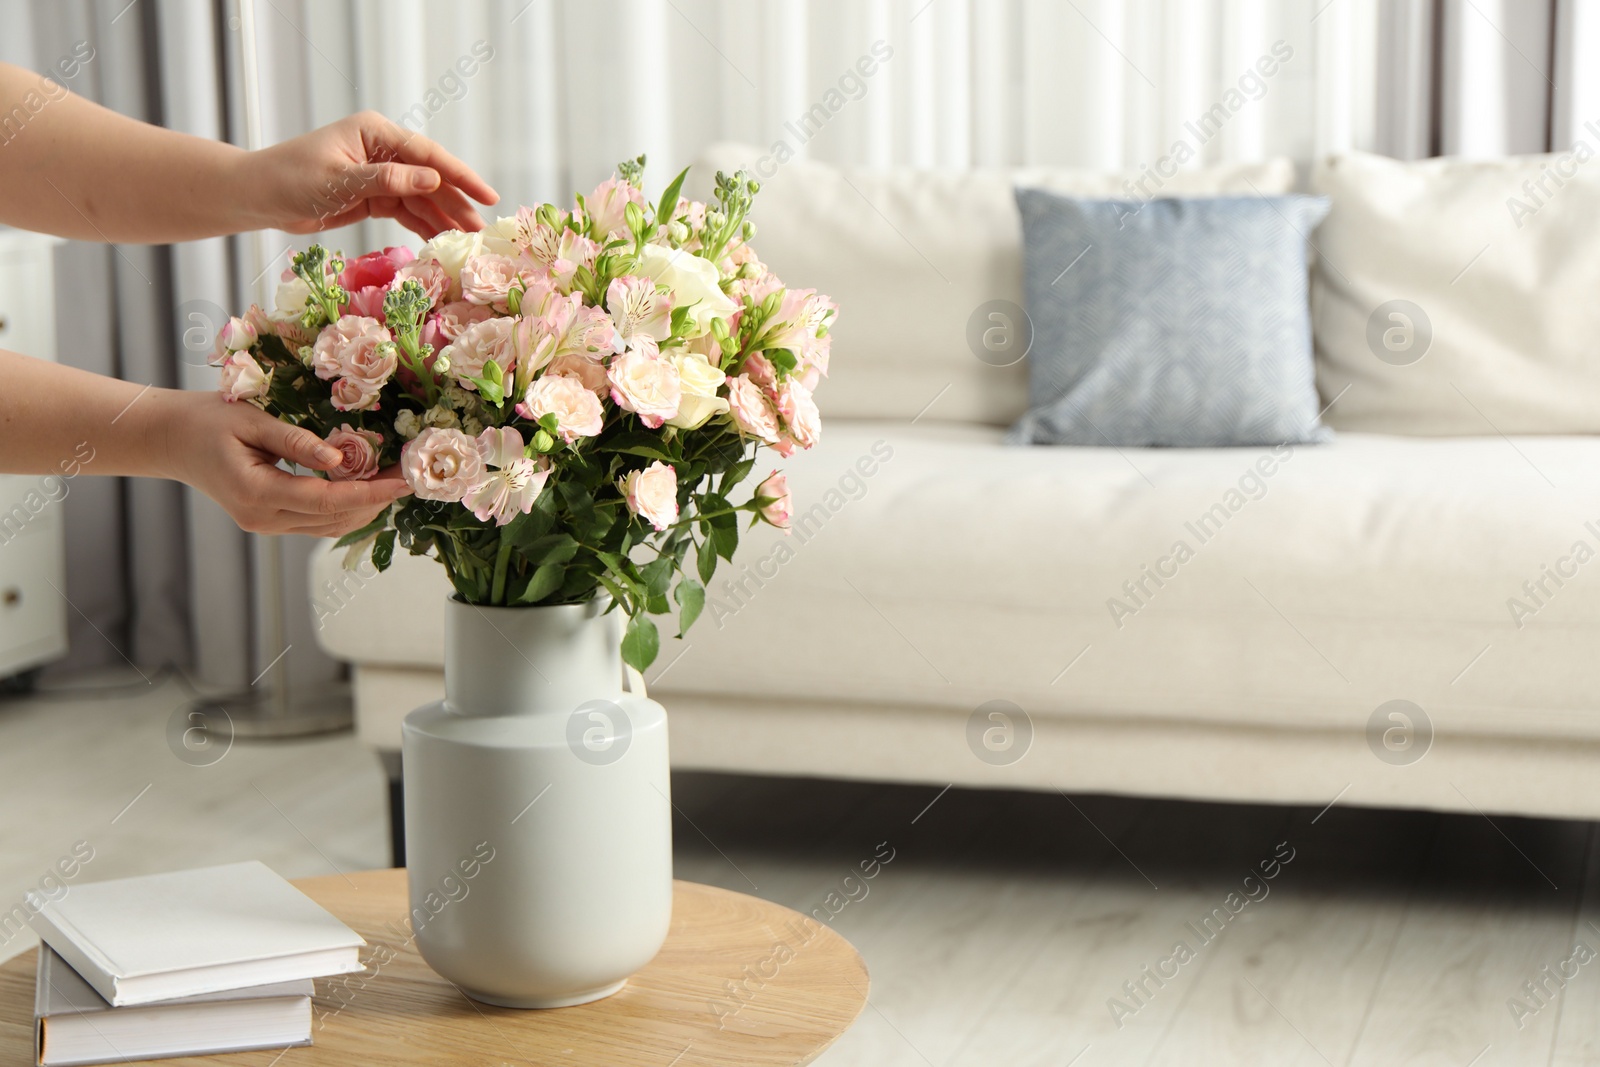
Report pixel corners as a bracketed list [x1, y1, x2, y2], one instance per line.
[0, 869, 868, 1066]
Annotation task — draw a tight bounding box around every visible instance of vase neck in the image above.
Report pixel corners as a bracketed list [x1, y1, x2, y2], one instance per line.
[444, 599, 625, 717]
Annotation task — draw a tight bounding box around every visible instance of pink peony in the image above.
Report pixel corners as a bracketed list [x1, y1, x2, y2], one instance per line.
[518, 373, 604, 442]
[607, 346, 681, 429]
[725, 373, 782, 443]
[619, 461, 679, 531]
[324, 424, 383, 481]
[218, 352, 269, 402]
[464, 427, 549, 525]
[754, 470, 792, 530]
[401, 427, 485, 502]
[444, 316, 518, 390]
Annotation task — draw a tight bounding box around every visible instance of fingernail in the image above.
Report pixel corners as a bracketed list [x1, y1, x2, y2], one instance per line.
[316, 446, 341, 465]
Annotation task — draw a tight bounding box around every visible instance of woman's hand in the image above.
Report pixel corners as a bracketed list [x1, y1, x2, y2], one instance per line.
[154, 391, 412, 538]
[242, 111, 499, 239]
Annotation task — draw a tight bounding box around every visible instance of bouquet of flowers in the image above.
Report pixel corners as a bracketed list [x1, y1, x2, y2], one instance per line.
[213, 156, 832, 670]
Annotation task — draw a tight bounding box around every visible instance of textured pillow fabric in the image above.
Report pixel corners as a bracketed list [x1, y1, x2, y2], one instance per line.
[1312, 151, 1600, 436]
[689, 143, 1297, 426]
[1008, 190, 1332, 447]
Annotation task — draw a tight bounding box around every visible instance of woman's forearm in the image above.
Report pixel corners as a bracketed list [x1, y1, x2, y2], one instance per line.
[0, 350, 181, 478]
[0, 62, 255, 243]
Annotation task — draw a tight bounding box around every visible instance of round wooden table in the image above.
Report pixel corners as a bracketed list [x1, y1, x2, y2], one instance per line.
[0, 869, 868, 1066]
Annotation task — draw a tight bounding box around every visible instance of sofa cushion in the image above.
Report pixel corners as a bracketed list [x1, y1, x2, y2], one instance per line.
[690, 144, 1296, 427]
[313, 423, 1600, 741]
[1008, 190, 1331, 446]
[1312, 150, 1600, 435]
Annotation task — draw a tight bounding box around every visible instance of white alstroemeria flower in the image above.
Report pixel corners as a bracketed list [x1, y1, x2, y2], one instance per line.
[464, 427, 549, 526]
[637, 244, 737, 336]
[604, 275, 673, 350]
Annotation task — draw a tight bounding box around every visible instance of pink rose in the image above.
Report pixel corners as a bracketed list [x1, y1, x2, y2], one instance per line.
[243, 304, 273, 340]
[726, 374, 782, 443]
[619, 461, 678, 531]
[607, 346, 681, 429]
[775, 378, 821, 451]
[339, 246, 414, 293]
[311, 315, 392, 381]
[331, 376, 381, 412]
[393, 258, 451, 306]
[210, 316, 258, 366]
[546, 352, 607, 394]
[518, 373, 604, 442]
[431, 301, 494, 344]
[218, 352, 269, 402]
[754, 470, 791, 531]
[585, 176, 647, 240]
[343, 286, 389, 319]
[740, 351, 776, 389]
[444, 316, 517, 390]
[401, 427, 486, 502]
[461, 254, 520, 307]
[324, 424, 383, 481]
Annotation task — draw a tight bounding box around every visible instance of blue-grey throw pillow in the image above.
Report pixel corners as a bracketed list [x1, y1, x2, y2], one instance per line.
[1007, 190, 1332, 447]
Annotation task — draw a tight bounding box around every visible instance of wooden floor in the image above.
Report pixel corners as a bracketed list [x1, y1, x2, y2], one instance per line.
[3, 672, 1597, 1066]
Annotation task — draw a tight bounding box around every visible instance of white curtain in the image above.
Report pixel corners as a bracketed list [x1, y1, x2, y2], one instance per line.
[0, 0, 1588, 683]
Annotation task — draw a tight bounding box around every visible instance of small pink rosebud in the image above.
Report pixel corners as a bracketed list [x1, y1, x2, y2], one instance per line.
[754, 470, 791, 531]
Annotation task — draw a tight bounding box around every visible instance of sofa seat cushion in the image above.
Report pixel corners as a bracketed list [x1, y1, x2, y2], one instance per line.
[312, 424, 1600, 740]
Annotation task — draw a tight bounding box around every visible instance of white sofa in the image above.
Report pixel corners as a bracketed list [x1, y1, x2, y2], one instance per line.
[314, 145, 1600, 824]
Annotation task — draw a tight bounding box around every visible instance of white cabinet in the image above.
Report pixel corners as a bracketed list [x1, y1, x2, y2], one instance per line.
[0, 230, 68, 681]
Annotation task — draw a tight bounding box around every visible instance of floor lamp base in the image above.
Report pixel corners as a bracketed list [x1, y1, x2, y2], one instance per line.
[187, 688, 353, 740]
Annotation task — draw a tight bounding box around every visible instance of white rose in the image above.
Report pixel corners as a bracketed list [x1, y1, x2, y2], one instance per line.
[272, 275, 311, 321]
[418, 230, 485, 284]
[618, 461, 679, 531]
[479, 214, 526, 258]
[665, 351, 730, 429]
[636, 244, 737, 335]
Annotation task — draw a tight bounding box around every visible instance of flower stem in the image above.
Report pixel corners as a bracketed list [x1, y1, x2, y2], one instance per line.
[490, 534, 513, 605]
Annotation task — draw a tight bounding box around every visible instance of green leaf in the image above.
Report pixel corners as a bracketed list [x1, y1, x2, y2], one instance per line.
[372, 529, 396, 572]
[697, 536, 717, 584]
[720, 457, 756, 493]
[712, 521, 738, 562]
[600, 432, 678, 463]
[523, 533, 580, 565]
[621, 615, 660, 672]
[640, 556, 674, 598]
[517, 561, 566, 604]
[674, 579, 705, 636]
[656, 165, 690, 229]
[766, 348, 798, 378]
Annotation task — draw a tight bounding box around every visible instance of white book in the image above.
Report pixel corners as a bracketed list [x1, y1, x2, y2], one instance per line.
[35, 946, 314, 1066]
[25, 861, 365, 1007]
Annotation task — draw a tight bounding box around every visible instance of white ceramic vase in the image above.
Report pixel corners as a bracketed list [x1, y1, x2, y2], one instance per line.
[401, 597, 673, 1008]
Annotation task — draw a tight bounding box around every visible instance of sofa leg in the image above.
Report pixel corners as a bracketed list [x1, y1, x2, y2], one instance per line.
[379, 751, 404, 869]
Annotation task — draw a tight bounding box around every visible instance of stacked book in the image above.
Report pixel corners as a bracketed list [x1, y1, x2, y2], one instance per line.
[26, 861, 366, 1066]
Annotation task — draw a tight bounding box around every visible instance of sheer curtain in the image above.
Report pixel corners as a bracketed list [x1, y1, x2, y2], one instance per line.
[0, 0, 1584, 684]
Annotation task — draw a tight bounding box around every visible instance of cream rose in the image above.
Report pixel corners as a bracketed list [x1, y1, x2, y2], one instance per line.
[401, 426, 486, 502]
[219, 352, 269, 402]
[418, 229, 485, 286]
[518, 373, 604, 442]
[619, 460, 679, 531]
[461, 254, 520, 306]
[665, 352, 730, 431]
[637, 244, 738, 336]
[444, 316, 518, 390]
[272, 274, 311, 322]
[607, 347, 682, 429]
